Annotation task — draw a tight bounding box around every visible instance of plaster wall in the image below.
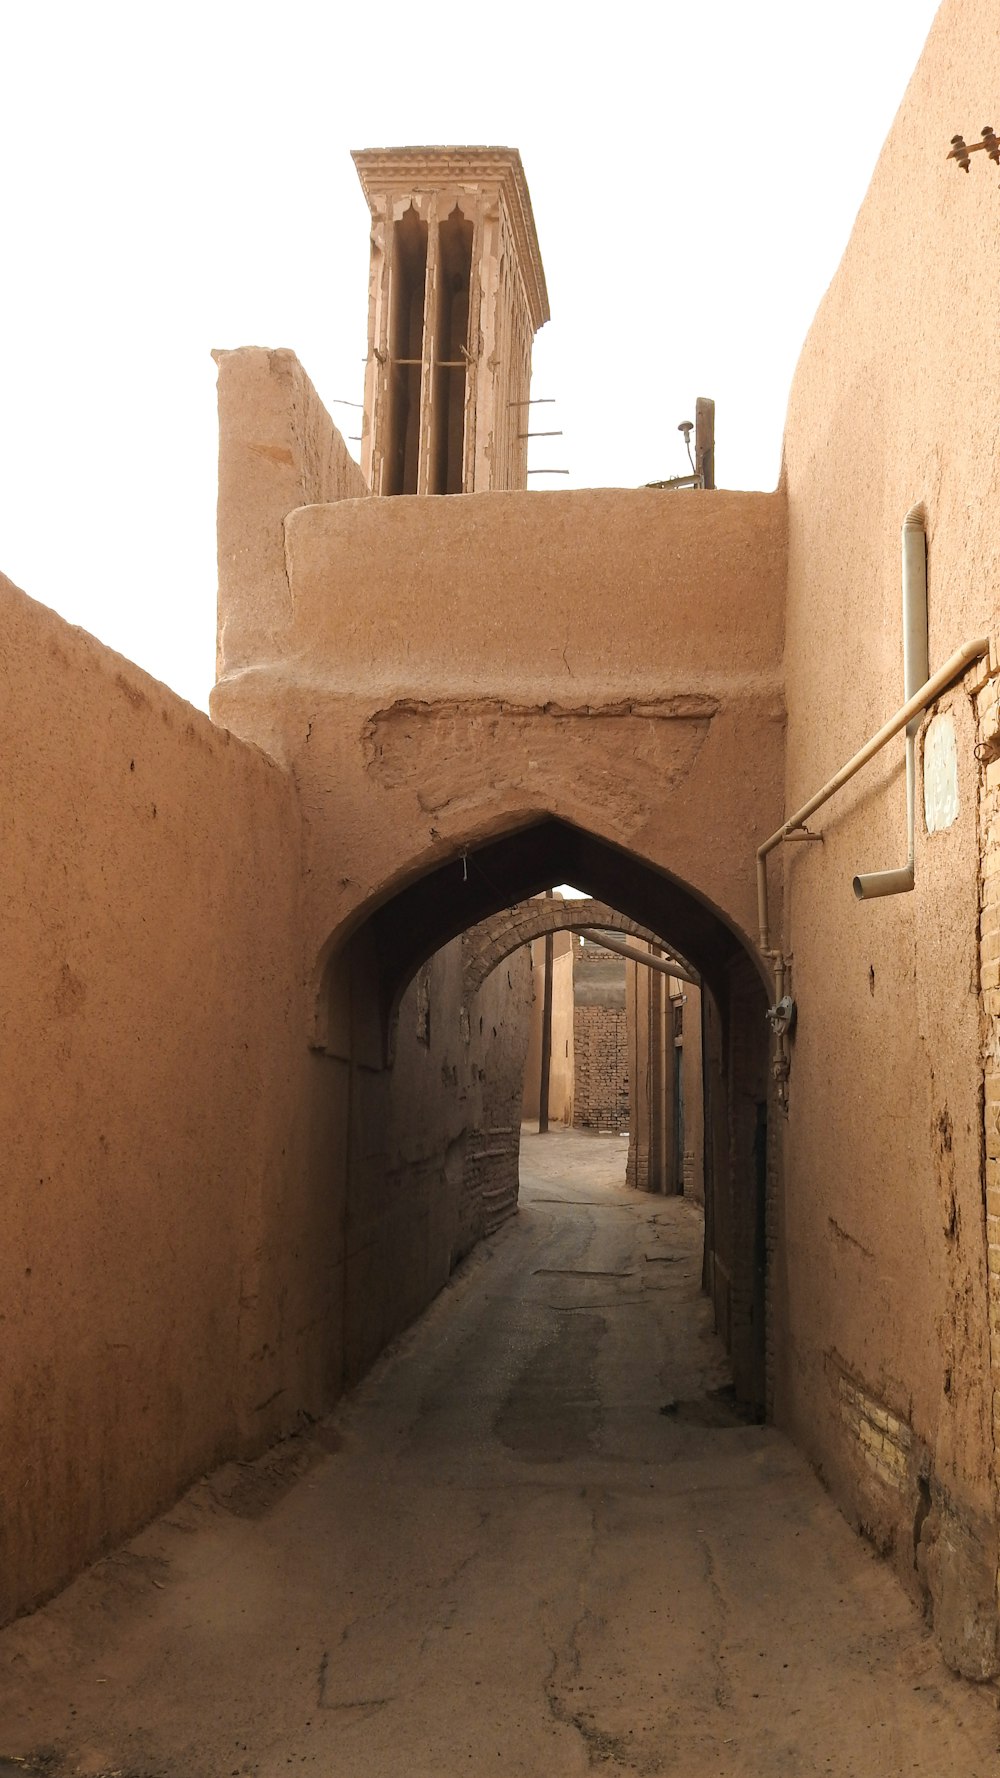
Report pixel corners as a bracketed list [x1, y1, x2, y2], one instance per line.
[213, 372, 787, 992]
[523, 934, 575, 1127]
[551, 942, 576, 1125]
[0, 573, 338, 1624]
[210, 345, 781, 1451]
[213, 346, 368, 676]
[779, 0, 1000, 1672]
[334, 935, 533, 1386]
[1, 569, 534, 1625]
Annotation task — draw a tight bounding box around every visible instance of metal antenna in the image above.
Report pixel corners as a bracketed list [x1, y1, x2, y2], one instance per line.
[645, 399, 715, 491]
[678, 420, 695, 473]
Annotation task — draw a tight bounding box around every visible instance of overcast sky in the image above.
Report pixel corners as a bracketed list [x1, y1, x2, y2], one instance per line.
[2, 1, 941, 710]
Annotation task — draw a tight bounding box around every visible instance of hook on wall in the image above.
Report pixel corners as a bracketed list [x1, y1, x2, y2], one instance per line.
[947, 127, 1000, 175]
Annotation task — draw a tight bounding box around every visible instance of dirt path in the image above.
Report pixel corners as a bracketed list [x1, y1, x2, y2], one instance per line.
[1, 1129, 996, 1776]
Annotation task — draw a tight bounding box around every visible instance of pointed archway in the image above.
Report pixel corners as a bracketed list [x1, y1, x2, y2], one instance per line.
[316, 817, 772, 1416]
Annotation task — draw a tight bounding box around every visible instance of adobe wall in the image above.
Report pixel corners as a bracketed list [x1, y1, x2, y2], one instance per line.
[550, 941, 575, 1126]
[211, 348, 787, 990]
[212, 369, 783, 1432]
[779, 0, 1000, 1674]
[0, 572, 332, 1624]
[522, 934, 575, 1127]
[213, 346, 368, 675]
[336, 936, 533, 1385]
[227, 487, 785, 975]
[1, 571, 533, 1626]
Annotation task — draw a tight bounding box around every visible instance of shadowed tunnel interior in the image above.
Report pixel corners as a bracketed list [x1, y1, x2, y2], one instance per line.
[320, 816, 771, 1415]
[361, 816, 765, 1036]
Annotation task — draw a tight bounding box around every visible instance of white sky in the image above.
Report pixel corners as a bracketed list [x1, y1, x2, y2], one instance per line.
[2, 1, 940, 711]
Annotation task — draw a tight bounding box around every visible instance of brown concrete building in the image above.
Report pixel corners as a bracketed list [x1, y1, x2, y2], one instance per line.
[4, 0, 1000, 1685]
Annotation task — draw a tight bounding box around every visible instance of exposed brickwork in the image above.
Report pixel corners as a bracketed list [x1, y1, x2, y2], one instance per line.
[347, 936, 533, 1385]
[838, 1374, 915, 1493]
[462, 1126, 522, 1239]
[462, 897, 662, 1000]
[573, 1003, 629, 1132]
[453, 942, 534, 1261]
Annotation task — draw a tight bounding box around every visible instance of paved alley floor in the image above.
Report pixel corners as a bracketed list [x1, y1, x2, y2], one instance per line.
[2, 1129, 997, 1777]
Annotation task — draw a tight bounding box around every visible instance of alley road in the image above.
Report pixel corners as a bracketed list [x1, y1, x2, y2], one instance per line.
[2, 1130, 997, 1777]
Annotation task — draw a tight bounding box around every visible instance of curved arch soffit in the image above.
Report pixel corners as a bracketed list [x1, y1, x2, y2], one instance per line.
[462, 898, 698, 1000]
[313, 816, 768, 1057]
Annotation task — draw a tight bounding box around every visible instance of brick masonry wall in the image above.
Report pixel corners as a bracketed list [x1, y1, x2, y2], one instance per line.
[462, 1126, 522, 1240]
[573, 1003, 629, 1131]
[456, 946, 534, 1256]
[462, 897, 658, 999]
[359, 937, 533, 1386]
[837, 1373, 919, 1498]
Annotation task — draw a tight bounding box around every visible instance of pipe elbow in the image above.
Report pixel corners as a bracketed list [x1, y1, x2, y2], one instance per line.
[853, 864, 915, 901]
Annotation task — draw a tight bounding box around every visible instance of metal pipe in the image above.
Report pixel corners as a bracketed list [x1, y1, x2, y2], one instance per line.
[902, 506, 931, 729]
[578, 928, 698, 986]
[768, 949, 790, 1113]
[854, 506, 929, 900]
[755, 502, 992, 1114]
[853, 733, 916, 899]
[757, 634, 990, 952]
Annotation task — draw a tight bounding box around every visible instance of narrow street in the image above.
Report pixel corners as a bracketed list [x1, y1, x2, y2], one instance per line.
[2, 1130, 996, 1777]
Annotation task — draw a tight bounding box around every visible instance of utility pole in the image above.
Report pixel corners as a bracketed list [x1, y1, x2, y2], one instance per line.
[695, 397, 715, 490]
[538, 889, 554, 1133]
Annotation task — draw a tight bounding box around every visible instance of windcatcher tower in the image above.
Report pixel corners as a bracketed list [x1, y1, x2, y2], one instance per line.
[352, 146, 549, 496]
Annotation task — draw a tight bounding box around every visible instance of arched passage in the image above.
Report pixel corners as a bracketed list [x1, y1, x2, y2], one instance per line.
[462, 896, 701, 1203]
[316, 817, 773, 1417]
[316, 817, 764, 1045]
[460, 896, 687, 1000]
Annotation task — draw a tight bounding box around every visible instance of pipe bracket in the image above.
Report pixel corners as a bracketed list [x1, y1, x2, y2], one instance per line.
[766, 995, 796, 1038]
